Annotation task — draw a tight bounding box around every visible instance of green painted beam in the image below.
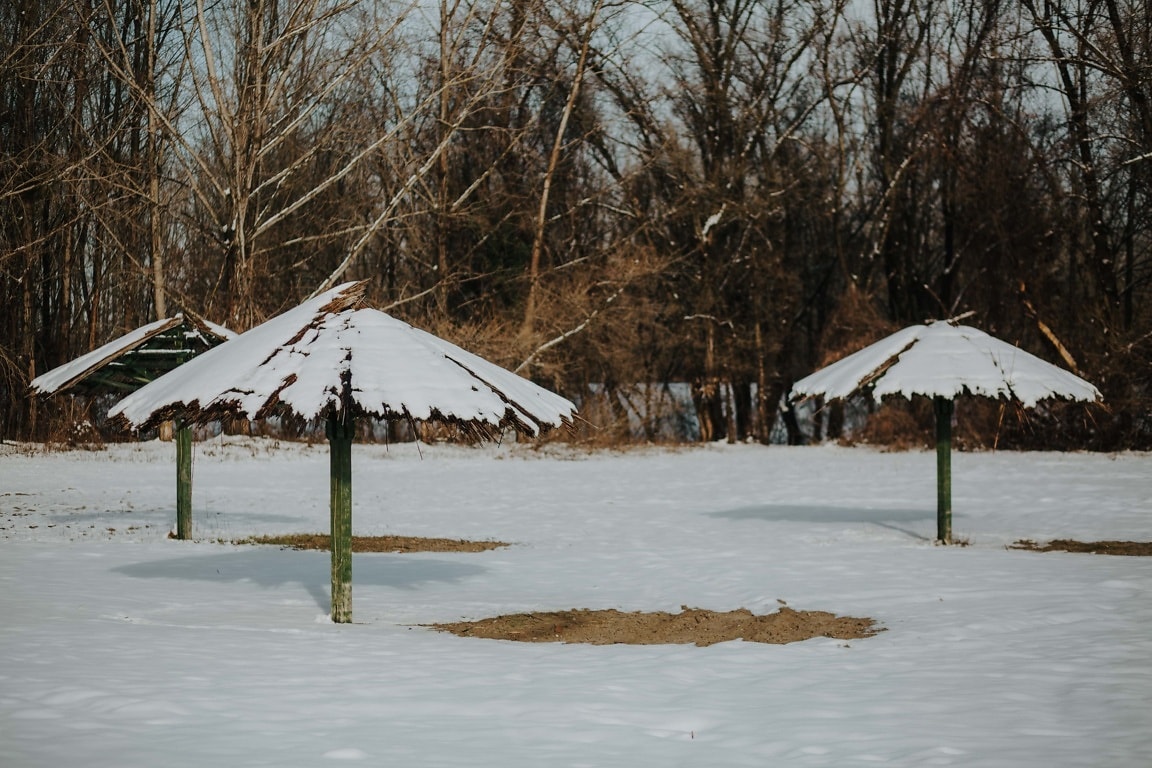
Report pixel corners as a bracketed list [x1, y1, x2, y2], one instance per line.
[327, 414, 354, 623]
[175, 422, 192, 540]
[934, 396, 953, 544]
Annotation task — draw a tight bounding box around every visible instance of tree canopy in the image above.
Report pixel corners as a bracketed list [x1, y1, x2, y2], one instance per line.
[4, 0, 1150, 448]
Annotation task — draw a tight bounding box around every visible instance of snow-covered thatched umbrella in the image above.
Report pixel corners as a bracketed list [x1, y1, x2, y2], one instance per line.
[109, 281, 577, 622]
[29, 313, 236, 540]
[789, 321, 1101, 544]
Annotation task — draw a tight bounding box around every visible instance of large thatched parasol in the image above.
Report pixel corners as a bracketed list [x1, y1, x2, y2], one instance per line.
[789, 321, 1101, 544]
[109, 281, 577, 622]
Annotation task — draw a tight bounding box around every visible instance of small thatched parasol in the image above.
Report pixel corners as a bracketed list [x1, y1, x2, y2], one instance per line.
[29, 313, 236, 539]
[790, 321, 1101, 544]
[109, 281, 577, 621]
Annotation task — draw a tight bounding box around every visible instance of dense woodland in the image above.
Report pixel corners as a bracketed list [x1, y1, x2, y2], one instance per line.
[2, 0, 1150, 448]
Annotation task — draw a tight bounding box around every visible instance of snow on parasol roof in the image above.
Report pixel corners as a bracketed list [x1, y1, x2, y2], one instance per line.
[108, 281, 577, 438]
[29, 313, 237, 397]
[790, 321, 1101, 408]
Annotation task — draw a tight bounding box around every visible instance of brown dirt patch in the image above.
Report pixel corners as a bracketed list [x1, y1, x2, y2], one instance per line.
[427, 605, 882, 646]
[236, 533, 508, 553]
[1011, 539, 1152, 556]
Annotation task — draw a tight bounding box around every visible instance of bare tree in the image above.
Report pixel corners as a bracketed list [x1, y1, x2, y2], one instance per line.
[606, 0, 835, 441]
[519, 0, 605, 342]
[1, 0, 176, 437]
[168, 0, 417, 329]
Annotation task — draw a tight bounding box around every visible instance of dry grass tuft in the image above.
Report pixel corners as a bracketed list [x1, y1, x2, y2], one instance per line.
[1011, 539, 1152, 556]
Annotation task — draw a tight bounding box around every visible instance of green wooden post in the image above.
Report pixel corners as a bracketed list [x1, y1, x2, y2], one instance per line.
[327, 413, 354, 623]
[175, 420, 192, 540]
[934, 396, 953, 544]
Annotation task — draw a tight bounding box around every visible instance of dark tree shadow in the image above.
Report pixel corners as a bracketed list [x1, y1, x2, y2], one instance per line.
[708, 504, 934, 541]
[50, 507, 303, 526]
[114, 548, 487, 610]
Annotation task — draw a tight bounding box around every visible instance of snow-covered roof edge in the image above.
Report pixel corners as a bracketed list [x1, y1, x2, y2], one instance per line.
[790, 323, 1102, 408]
[29, 313, 237, 397]
[107, 281, 577, 439]
[183, 310, 238, 342]
[29, 317, 186, 396]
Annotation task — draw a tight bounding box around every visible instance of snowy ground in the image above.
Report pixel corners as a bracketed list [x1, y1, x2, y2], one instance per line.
[2, 438, 1150, 767]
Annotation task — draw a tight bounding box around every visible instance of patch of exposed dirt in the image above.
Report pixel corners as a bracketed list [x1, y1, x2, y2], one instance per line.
[427, 605, 882, 646]
[1011, 539, 1152, 556]
[235, 533, 508, 553]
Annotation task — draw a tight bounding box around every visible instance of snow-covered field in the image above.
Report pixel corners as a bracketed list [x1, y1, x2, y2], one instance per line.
[2, 438, 1150, 767]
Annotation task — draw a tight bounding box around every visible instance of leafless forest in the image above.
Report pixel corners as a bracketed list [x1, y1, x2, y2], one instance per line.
[3, 0, 1149, 447]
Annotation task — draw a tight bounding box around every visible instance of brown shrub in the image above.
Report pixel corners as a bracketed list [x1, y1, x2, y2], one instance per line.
[840, 399, 931, 450]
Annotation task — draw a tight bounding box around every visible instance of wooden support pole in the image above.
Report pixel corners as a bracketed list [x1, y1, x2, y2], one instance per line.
[175, 420, 192, 540]
[327, 413, 354, 623]
[934, 396, 953, 544]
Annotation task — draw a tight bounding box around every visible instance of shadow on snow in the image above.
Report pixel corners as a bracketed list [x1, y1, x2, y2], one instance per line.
[114, 548, 487, 611]
[708, 504, 935, 542]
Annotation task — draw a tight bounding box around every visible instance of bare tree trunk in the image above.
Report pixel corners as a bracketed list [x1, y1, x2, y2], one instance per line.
[147, 0, 165, 320]
[520, 0, 602, 344]
[754, 322, 773, 444]
[692, 320, 727, 442]
[1022, 0, 1119, 320]
[732, 380, 751, 443]
[435, 0, 453, 317]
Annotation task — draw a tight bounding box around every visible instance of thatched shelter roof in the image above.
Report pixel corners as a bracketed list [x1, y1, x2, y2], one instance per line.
[790, 322, 1101, 408]
[29, 313, 236, 397]
[108, 281, 577, 439]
